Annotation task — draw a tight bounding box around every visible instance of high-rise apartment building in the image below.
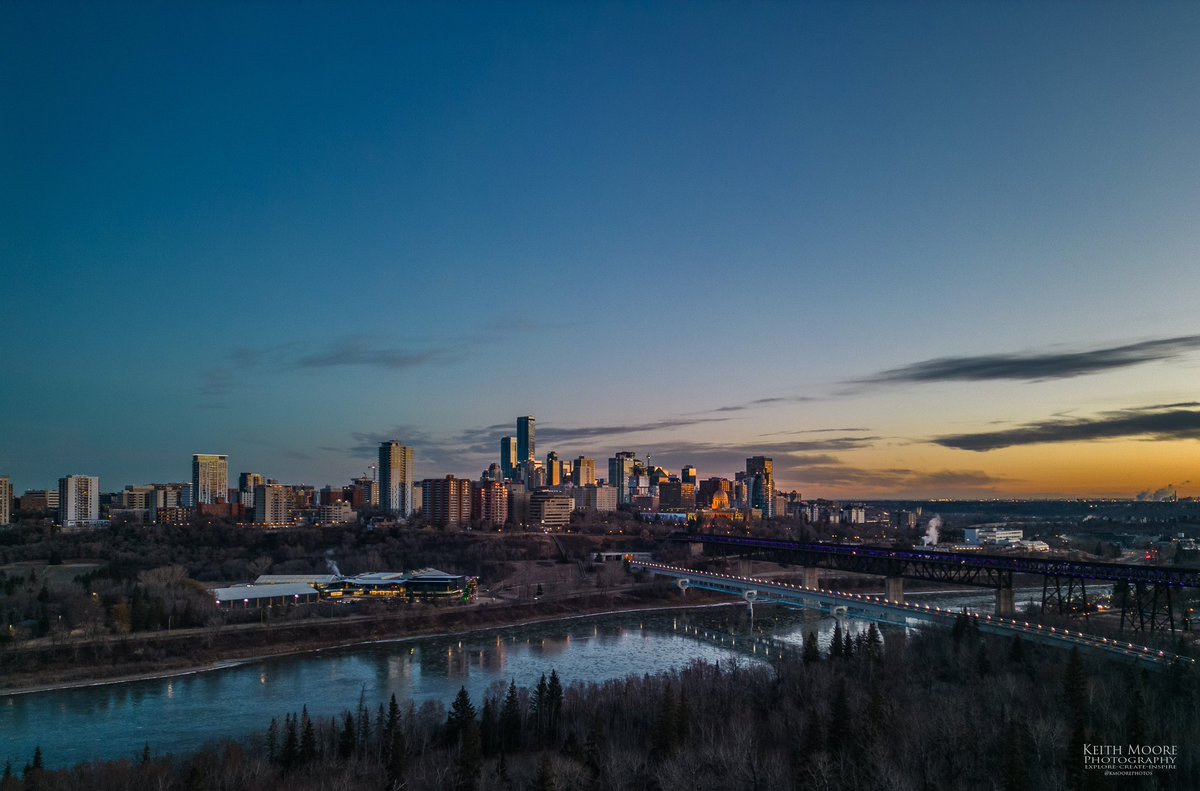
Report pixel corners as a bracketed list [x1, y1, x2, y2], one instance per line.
[0, 477, 10, 525]
[58, 475, 100, 528]
[500, 436, 518, 480]
[422, 475, 472, 527]
[517, 416, 536, 462]
[608, 451, 637, 505]
[238, 472, 265, 509]
[379, 441, 415, 517]
[254, 484, 293, 524]
[746, 456, 775, 518]
[573, 457, 596, 487]
[471, 480, 509, 528]
[192, 454, 228, 505]
[681, 466, 698, 486]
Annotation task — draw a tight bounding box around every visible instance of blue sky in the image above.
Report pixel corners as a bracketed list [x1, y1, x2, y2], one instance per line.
[3, 1, 1200, 498]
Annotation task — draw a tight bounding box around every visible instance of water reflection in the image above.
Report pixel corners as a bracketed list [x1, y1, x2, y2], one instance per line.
[0, 600, 977, 769]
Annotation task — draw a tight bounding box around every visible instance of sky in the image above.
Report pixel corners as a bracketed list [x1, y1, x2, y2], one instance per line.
[3, 1, 1200, 500]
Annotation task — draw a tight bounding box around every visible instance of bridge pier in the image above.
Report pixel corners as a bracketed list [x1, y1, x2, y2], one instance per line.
[995, 587, 1015, 617]
[803, 567, 820, 589]
[885, 577, 904, 604]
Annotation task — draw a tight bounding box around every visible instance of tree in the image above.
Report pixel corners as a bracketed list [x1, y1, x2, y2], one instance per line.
[546, 670, 564, 741]
[281, 715, 299, 770]
[338, 712, 357, 761]
[266, 717, 279, 762]
[530, 753, 557, 791]
[300, 707, 317, 763]
[827, 683, 850, 754]
[802, 631, 821, 664]
[1125, 685, 1146, 746]
[865, 623, 883, 660]
[386, 725, 408, 788]
[447, 687, 477, 747]
[651, 682, 678, 760]
[1009, 635, 1025, 663]
[500, 680, 523, 753]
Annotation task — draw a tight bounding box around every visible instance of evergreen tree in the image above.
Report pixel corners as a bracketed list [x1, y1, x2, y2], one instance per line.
[830, 623, 844, 658]
[976, 643, 992, 677]
[281, 715, 299, 770]
[386, 693, 401, 736]
[338, 712, 357, 761]
[357, 688, 371, 753]
[300, 707, 317, 763]
[841, 628, 854, 659]
[531, 674, 549, 744]
[827, 683, 850, 753]
[481, 697, 498, 757]
[1009, 634, 1025, 663]
[1001, 719, 1028, 791]
[802, 631, 821, 664]
[1062, 648, 1088, 791]
[546, 670, 564, 741]
[1125, 685, 1146, 746]
[386, 724, 408, 788]
[651, 682, 678, 760]
[266, 717, 279, 763]
[453, 708, 483, 791]
[499, 680, 523, 753]
[141, 743, 150, 765]
[530, 753, 557, 791]
[29, 749, 41, 772]
[865, 623, 883, 660]
[448, 686, 479, 745]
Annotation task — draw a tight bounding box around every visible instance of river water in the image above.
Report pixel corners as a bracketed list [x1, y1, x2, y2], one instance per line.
[0, 585, 1070, 769]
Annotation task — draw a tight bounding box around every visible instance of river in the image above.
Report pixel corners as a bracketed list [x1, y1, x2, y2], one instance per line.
[0, 586, 1077, 769]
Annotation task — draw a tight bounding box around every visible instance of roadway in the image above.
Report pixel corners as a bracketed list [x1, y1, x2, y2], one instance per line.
[631, 561, 1194, 671]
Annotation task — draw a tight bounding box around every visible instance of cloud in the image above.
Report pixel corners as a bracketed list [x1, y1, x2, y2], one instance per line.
[295, 338, 462, 370]
[856, 335, 1200, 385]
[775, 459, 1008, 493]
[710, 395, 816, 412]
[932, 404, 1200, 451]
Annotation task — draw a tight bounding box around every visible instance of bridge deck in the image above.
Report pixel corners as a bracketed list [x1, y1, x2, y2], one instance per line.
[633, 562, 1192, 671]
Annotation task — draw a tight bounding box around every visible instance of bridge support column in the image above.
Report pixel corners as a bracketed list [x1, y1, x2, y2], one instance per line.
[995, 587, 1015, 617]
[885, 577, 904, 604]
[803, 568, 820, 589]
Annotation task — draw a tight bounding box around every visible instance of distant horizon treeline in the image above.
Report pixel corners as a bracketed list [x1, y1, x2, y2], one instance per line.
[6, 617, 1200, 791]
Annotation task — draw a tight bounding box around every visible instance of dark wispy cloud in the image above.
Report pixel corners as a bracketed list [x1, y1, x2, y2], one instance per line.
[710, 395, 816, 413]
[774, 459, 1009, 492]
[295, 339, 462, 370]
[856, 335, 1200, 386]
[933, 404, 1200, 451]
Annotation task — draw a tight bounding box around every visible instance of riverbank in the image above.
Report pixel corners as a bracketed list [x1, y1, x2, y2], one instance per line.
[0, 587, 731, 696]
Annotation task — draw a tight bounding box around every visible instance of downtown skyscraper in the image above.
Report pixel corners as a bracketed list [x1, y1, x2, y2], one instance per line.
[379, 441, 414, 517]
[517, 416, 536, 463]
[192, 454, 228, 505]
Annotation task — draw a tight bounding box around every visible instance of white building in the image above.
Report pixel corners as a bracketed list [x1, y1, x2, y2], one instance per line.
[192, 454, 228, 505]
[964, 527, 1024, 546]
[58, 475, 100, 528]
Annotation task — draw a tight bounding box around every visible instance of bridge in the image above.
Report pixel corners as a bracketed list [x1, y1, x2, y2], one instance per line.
[676, 533, 1198, 632]
[631, 561, 1193, 671]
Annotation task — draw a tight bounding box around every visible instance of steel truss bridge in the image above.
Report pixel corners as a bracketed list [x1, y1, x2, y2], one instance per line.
[632, 561, 1192, 671]
[676, 533, 1200, 633]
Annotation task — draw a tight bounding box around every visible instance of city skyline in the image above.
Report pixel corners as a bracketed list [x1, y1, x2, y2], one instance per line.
[4, 3, 1200, 499]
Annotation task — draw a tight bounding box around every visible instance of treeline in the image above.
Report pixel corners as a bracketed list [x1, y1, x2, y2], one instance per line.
[0, 522, 657, 583]
[8, 618, 1200, 790]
